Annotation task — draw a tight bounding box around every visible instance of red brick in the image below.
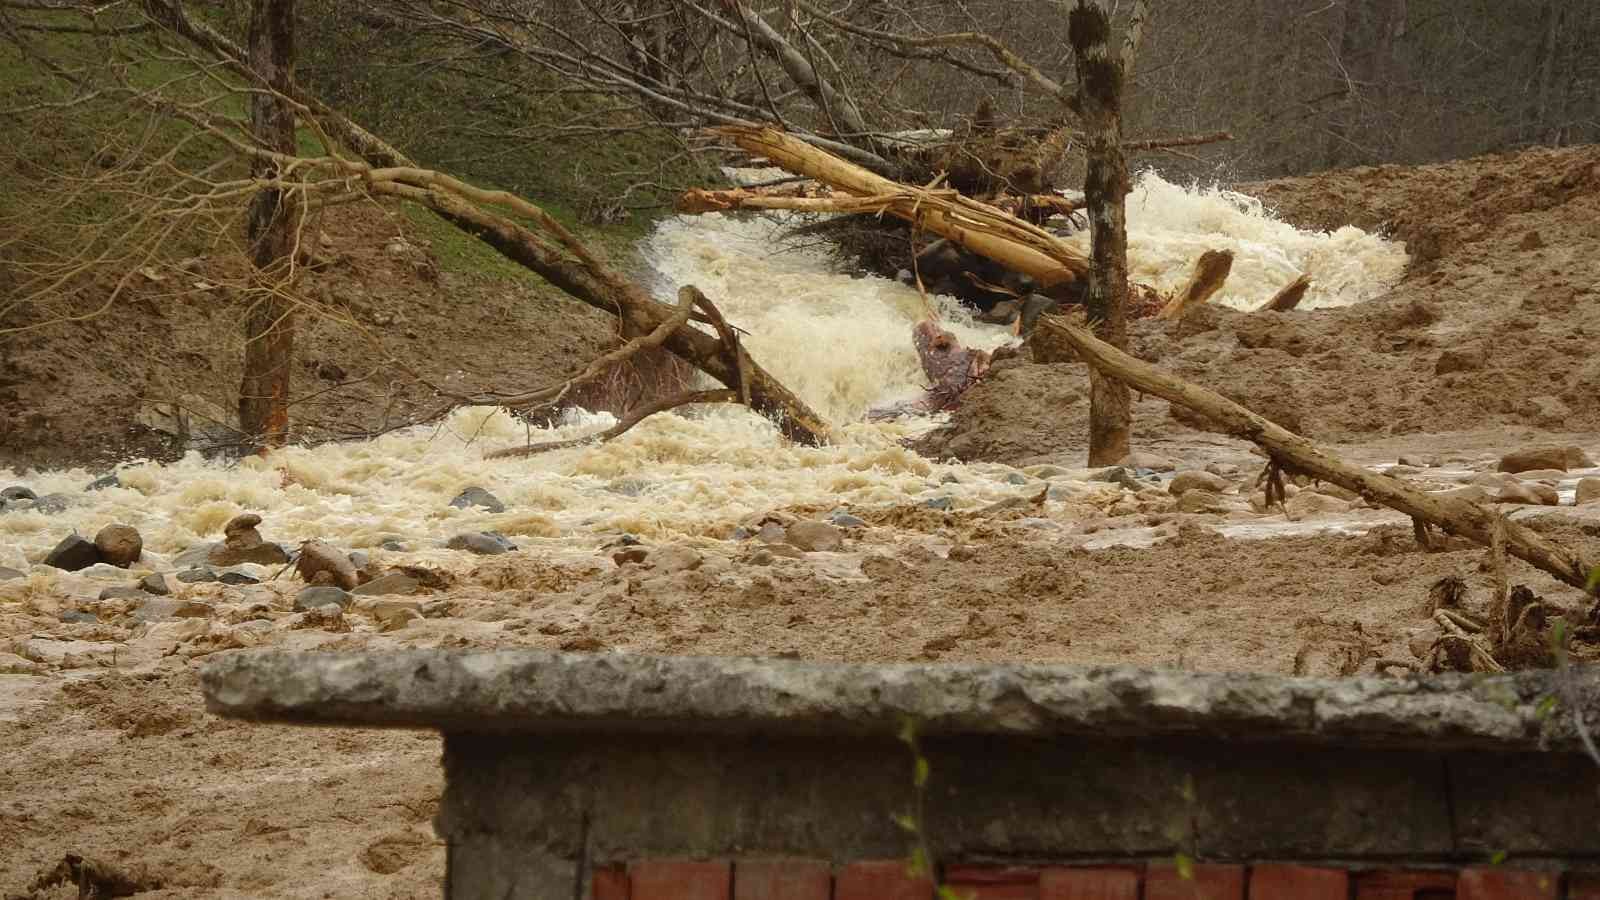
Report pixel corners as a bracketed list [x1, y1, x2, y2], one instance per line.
[942, 881, 1037, 900]
[630, 860, 731, 900]
[1457, 869, 1558, 900]
[1145, 863, 1246, 900]
[1354, 870, 1457, 900]
[945, 866, 1041, 884]
[1039, 867, 1140, 900]
[1570, 873, 1600, 899]
[732, 858, 831, 900]
[1248, 865, 1349, 900]
[593, 866, 631, 900]
[834, 860, 934, 900]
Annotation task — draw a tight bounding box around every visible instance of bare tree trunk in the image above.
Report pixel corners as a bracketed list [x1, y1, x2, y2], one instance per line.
[1069, 0, 1134, 466]
[238, 0, 297, 451]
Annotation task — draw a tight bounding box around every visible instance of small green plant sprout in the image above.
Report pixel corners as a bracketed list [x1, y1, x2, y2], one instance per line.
[895, 718, 971, 900]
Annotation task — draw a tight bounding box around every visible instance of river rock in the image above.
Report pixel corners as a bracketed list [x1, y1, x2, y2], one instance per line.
[755, 522, 789, 544]
[351, 572, 421, 597]
[827, 510, 867, 529]
[295, 540, 359, 590]
[295, 586, 353, 611]
[449, 486, 506, 513]
[217, 570, 261, 586]
[1284, 491, 1349, 519]
[129, 598, 182, 623]
[139, 573, 172, 595]
[0, 567, 24, 581]
[787, 521, 843, 552]
[923, 496, 954, 511]
[85, 473, 121, 492]
[44, 534, 101, 572]
[1177, 491, 1232, 515]
[1498, 445, 1595, 474]
[58, 611, 99, 624]
[1, 486, 37, 502]
[173, 599, 216, 618]
[208, 513, 290, 566]
[177, 567, 219, 584]
[94, 524, 143, 568]
[1496, 482, 1559, 506]
[1123, 451, 1176, 472]
[446, 532, 516, 555]
[612, 546, 649, 566]
[1436, 484, 1491, 504]
[1168, 470, 1229, 496]
[650, 544, 704, 574]
[171, 543, 217, 568]
[1578, 478, 1600, 505]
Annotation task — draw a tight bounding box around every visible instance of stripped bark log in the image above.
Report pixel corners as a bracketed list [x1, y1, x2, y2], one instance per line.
[715, 125, 1088, 287]
[1260, 273, 1311, 312]
[1156, 249, 1233, 320]
[1042, 317, 1599, 593]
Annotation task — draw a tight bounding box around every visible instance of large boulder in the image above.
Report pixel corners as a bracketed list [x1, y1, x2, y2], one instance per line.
[1498, 445, 1594, 474]
[43, 534, 100, 572]
[93, 524, 143, 569]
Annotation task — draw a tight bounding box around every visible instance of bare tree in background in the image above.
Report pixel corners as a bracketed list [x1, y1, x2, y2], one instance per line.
[238, 0, 298, 450]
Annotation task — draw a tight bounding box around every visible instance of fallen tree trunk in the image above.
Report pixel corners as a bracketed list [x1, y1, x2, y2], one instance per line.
[1041, 316, 1598, 593]
[134, 1, 831, 447]
[715, 125, 1089, 287]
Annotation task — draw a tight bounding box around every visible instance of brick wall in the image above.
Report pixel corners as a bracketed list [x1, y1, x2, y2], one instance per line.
[592, 859, 1590, 900]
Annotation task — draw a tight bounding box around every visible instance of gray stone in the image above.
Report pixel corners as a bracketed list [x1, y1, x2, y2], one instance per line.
[1006, 473, 1029, 485]
[171, 543, 218, 569]
[85, 473, 121, 492]
[217, 570, 261, 586]
[380, 539, 405, 552]
[450, 486, 506, 513]
[1168, 470, 1230, 497]
[0, 566, 25, 581]
[57, 611, 99, 624]
[176, 567, 219, 584]
[139, 573, 171, 595]
[786, 521, 843, 553]
[348, 550, 370, 572]
[923, 496, 954, 511]
[98, 586, 147, 602]
[827, 511, 866, 529]
[1, 486, 37, 502]
[447, 532, 516, 555]
[296, 586, 354, 611]
[94, 524, 143, 569]
[1123, 451, 1176, 472]
[43, 534, 100, 572]
[351, 572, 421, 597]
[198, 651, 1600, 753]
[755, 522, 788, 544]
[129, 598, 182, 623]
[32, 494, 70, 514]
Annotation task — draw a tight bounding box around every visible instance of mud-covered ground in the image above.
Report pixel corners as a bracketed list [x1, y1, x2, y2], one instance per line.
[3, 144, 1600, 897]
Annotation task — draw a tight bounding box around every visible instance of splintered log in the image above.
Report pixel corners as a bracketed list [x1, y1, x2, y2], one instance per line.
[675, 188, 921, 216]
[714, 125, 1089, 287]
[1156, 249, 1233, 320]
[1042, 317, 1598, 593]
[1260, 274, 1311, 312]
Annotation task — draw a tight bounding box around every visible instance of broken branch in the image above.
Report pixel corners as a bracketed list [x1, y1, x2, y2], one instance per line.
[1042, 317, 1599, 592]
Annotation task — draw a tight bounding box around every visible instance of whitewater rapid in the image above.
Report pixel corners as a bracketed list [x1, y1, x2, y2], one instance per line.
[0, 172, 1409, 567]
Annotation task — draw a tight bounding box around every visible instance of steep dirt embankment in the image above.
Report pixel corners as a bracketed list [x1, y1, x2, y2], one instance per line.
[0, 205, 618, 470]
[917, 144, 1600, 465]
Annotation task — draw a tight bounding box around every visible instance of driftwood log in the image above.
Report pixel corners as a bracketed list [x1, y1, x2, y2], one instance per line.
[1156, 249, 1233, 320]
[713, 125, 1089, 288]
[1260, 274, 1312, 312]
[1041, 317, 1598, 593]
